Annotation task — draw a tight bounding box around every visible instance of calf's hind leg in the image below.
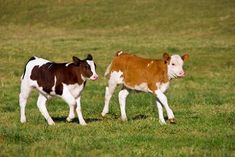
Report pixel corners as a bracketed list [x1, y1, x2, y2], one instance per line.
[101, 85, 117, 116]
[75, 96, 86, 125]
[37, 94, 55, 125]
[118, 89, 129, 121]
[19, 81, 32, 123]
[102, 71, 123, 117]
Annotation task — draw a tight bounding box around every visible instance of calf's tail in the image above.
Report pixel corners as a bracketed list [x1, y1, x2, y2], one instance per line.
[21, 56, 36, 80]
[104, 63, 112, 77]
[104, 51, 124, 77]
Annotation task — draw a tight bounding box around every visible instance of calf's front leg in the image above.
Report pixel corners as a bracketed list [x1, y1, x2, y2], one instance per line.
[156, 101, 166, 125]
[155, 90, 176, 124]
[62, 86, 86, 125]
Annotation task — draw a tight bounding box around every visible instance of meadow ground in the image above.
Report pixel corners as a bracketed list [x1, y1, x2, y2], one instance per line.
[0, 0, 235, 156]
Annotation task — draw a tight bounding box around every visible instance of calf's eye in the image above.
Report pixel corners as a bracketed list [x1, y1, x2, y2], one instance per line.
[172, 63, 175, 66]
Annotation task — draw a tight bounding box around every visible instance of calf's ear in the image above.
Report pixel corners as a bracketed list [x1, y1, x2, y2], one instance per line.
[73, 56, 81, 65]
[86, 54, 93, 60]
[181, 53, 189, 61]
[163, 53, 171, 64]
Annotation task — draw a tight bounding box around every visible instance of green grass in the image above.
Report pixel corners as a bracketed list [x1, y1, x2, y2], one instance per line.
[0, 0, 235, 156]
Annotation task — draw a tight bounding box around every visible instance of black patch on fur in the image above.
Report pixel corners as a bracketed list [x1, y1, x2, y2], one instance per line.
[30, 63, 55, 94]
[55, 84, 63, 95]
[86, 54, 93, 60]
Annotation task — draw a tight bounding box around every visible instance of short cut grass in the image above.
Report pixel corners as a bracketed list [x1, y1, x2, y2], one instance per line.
[0, 0, 235, 156]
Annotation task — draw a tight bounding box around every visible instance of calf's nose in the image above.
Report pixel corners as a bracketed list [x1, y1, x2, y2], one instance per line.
[179, 71, 185, 77]
[91, 74, 99, 80]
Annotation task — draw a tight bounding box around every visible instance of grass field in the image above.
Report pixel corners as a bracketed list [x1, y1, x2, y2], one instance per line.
[0, 0, 235, 156]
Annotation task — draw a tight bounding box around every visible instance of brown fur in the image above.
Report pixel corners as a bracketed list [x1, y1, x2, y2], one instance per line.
[181, 53, 189, 61]
[108, 52, 170, 92]
[30, 60, 93, 95]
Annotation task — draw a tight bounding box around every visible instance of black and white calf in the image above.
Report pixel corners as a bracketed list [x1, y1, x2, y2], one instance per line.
[19, 54, 98, 125]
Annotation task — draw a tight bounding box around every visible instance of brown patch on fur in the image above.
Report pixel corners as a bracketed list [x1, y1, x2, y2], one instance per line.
[163, 53, 171, 64]
[30, 59, 93, 95]
[181, 53, 189, 61]
[108, 52, 170, 93]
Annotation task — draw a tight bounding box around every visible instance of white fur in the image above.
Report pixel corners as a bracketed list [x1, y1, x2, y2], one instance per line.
[65, 63, 72, 67]
[117, 51, 123, 56]
[87, 60, 98, 80]
[168, 55, 185, 79]
[156, 101, 166, 125]
[110, 71, 124, 84]
[37, 94, 55, 125]
[65, 83, 84, 98]
[156, 82, 170, 93]
[19, 81, 32, 123]
[124, 82, 151, 93]
[60, 84, 85, 124]
[134, 83, 150, 92]
[155, 89, 175, 122]
[50, 76, 57, 95]
[119, 89, 129, 121]
[147, 61, 154, 67]
[102, 71, 123, 116]
[75, 97, 87, 125]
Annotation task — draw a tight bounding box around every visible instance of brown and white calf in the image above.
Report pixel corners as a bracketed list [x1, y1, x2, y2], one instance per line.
[19, 54, 98, 125]
[101, 51, 189, 124]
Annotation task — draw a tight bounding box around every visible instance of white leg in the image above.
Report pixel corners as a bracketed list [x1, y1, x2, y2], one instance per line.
[66, 104, 76, 122]
[102, 86, 115, 116]
[19, 81, 32, 123]
[102, 71, 123, 116]
[156, 102, 166, 125]
[118, 89, 129, 121]
[75, 97, 86, 125]
[102, 87, 110, 116]
[61, 85, 86, 125]
[37, 94, 55, 125]
[155, 90, 175, 123]
[102, 71, 123, 117]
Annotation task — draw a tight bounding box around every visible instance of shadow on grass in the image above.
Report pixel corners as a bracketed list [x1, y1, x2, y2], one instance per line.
[52, 116, 102, 124]
[107, 112, 149, 121]
[132, 114, 148, 120]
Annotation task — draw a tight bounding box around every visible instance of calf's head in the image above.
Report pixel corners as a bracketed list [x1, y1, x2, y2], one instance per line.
[163, 53, 189, 79]
[73, 54, 98, 81]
